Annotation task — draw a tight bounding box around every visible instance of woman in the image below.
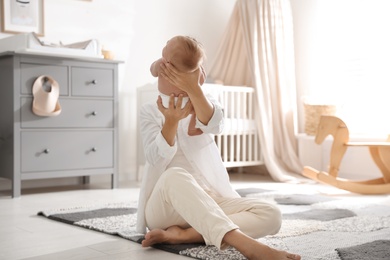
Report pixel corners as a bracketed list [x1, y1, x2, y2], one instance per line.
[136, 59, 301, 260]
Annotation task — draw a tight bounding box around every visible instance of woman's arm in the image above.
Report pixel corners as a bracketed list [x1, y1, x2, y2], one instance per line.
[140, 102, 176, 167]
[199, 65, 207, 85]
[140, 94, 193, 166]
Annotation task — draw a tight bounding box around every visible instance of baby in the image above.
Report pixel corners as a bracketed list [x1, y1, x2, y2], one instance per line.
[150, 35, 206, 135]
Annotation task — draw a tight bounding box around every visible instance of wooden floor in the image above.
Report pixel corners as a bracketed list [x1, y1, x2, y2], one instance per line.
[0, 173, 351, 260]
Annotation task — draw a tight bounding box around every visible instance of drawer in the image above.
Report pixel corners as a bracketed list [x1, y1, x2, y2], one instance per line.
[72, 67, 114, 97]
[21, 98, 114, 128]
[20, 63, 69, 95]
[21, 131, 114, 172]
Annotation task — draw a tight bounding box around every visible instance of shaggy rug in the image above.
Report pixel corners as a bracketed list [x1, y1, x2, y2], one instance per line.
[38, 188, 390, 259]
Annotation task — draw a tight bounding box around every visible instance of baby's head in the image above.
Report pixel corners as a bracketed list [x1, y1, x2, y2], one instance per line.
[165, 35, 205, 73]
[159, 36, 205, 96]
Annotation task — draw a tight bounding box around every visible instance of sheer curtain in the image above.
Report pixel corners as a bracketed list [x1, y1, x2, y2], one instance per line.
[208, 0, 302, 181]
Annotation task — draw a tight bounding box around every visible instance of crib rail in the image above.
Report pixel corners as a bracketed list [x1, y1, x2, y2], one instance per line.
[204, 85, 263, 168]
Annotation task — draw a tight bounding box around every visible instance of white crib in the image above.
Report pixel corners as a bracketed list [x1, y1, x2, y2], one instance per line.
[136, 83, 263, 180]
[203, 85, 263, 168]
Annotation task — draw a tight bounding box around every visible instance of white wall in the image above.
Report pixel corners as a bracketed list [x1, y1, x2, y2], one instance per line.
[0, 0, 236, 185]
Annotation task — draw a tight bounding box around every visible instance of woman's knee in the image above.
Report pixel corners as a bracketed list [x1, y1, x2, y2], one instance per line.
[262, 203, 282, 234]
[251, 201, 282, 235]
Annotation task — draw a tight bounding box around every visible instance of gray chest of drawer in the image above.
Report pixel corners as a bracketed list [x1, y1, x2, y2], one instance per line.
[0, 52, 120, 197]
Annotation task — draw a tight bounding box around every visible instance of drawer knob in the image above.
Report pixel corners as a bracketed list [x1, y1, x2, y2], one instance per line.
[43, 149, 50, 154]
[91, 80, 98, 85]
[91, 111, 98, 116]
[91, 147, 98, 152]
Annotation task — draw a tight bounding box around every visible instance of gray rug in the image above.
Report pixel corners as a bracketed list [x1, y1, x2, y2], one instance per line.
[336, 240, 390, 260]
[38, 189, 390, 259]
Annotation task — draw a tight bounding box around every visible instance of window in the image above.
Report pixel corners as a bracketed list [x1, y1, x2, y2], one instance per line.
[305, 0, 390, 135]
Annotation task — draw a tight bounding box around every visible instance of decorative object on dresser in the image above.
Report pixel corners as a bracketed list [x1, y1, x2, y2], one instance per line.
[32, 75, 62, 116]
[0, 52, 121, 197]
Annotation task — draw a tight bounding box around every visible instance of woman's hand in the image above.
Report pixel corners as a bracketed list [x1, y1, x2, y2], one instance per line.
[157, 94, 193, 146]
[159, 61, 202, 95]
[157, 94, 192, 121]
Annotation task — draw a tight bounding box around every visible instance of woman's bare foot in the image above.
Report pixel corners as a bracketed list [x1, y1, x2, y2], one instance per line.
[141, 229, 166, 247]
[142, 226, 301, 260]
[223, 229, 301, 260]
[142, 225, 204, 247]
[250, 243, 301, 260]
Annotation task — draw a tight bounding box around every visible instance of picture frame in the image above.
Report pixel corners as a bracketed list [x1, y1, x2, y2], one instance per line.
[1, 0, 45, 36]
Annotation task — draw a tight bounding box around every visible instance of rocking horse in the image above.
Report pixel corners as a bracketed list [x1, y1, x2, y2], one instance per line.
[302, 115, 390, 194]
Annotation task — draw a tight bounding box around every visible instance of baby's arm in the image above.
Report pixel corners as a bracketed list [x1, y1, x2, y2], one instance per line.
[150, 58, 163, 77]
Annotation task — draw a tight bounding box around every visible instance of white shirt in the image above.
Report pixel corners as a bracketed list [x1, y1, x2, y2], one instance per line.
[136, 94, 240, 234]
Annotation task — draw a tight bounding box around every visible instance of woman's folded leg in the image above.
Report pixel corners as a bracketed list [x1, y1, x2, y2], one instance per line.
[144, 167, 238, 249]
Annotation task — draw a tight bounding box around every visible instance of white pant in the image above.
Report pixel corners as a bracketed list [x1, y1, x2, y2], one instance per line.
[145, 167, 282, 249]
